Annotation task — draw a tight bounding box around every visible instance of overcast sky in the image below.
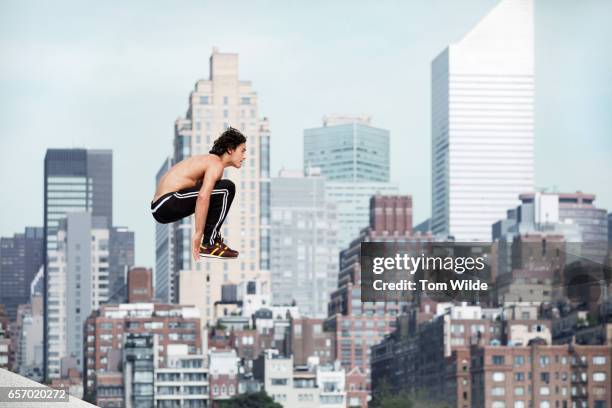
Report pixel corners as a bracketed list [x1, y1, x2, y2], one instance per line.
[1, 0, 610, 267]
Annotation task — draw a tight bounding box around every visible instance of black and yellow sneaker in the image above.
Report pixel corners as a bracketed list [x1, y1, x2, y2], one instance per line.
[199, 241, 238, 259]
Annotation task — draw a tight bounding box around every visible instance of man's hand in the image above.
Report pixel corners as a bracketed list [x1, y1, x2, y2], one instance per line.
[192, 231, 203, 262]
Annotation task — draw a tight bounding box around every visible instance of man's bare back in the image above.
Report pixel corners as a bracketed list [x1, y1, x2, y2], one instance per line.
[152, 155, 223, 203]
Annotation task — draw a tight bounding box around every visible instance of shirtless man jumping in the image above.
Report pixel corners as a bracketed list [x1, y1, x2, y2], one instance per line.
[151, 127, 246, 261]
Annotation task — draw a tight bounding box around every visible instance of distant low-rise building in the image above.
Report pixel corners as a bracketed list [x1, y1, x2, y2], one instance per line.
[155, 344, 209, 408]
[208, 349, 238, 402]
[289, 317, 334, 366]
[253, 350, 346, 408]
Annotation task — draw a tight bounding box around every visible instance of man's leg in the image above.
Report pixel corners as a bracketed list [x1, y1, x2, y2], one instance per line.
[151, 186, 199, 224]
[202, 179, 236, 246]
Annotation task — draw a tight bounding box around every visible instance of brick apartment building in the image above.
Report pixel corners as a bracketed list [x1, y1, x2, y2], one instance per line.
[470, 342, 611, 408]
[83, 303, 201, 400]
[325, 195, 431, 408]
[289, 317, 334, 366]
[372, 301, 611, 408]
[127, 267, 154, 303]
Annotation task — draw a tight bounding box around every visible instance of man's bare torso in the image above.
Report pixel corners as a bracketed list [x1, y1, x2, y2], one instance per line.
[152, 155, 221, 203]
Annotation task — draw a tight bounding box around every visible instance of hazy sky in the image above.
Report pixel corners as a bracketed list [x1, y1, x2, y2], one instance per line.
[1, 0, 610, 268]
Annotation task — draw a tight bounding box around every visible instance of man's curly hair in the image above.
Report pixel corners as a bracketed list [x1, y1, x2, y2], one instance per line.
[209, 127, 247, 156]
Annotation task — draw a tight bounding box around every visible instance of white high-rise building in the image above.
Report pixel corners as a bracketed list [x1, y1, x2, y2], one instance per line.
[56, 213, 110, 373]
[174, 48, 271, 325]
[431, 0, 534, 241]
[270, 169, 338, 318]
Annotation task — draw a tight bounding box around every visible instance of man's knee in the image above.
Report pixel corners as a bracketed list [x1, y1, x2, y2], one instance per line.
[215, 179, 235, 195]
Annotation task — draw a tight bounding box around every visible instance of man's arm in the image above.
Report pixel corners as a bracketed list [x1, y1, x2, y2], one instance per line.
[191, 164, 223, 260]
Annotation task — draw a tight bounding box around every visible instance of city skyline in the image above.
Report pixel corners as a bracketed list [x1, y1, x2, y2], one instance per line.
[1, 0, 611, 269]
[0, 2, 610, 405]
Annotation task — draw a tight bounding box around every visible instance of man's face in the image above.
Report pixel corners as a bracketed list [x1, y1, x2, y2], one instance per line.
[229, 143, 247, 168]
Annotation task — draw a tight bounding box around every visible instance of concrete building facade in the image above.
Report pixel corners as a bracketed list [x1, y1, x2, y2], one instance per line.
[56, 213, 111, 374]
[254, 350, 346, 408]
[270, 169, 338, 318]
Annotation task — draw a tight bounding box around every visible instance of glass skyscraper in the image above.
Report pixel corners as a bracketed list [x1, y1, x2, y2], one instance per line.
[43, 148, 112, 380]
[0, 227, 44, 320]
[154, 157, 175, 304]
[303, 115, 389, 183]
[302, 116, 397, 248]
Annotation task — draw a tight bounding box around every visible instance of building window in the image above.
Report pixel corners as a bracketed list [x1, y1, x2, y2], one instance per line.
[223, 96, 228, 105]
[200, 96, 209, 104]
[514, 356, 525, 365]
[592, 356, 606, 365]
[492, 372, 505, 382]
[451, 324, 464, 333]
[593, 372, 607, 382]
[493, 355, 504, 365]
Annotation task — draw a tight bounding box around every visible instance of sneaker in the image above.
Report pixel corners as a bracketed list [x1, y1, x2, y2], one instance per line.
[199, 241, 238, 259]
[214, 235, 239, 256]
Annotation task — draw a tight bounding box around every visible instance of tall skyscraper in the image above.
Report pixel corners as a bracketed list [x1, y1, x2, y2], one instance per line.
[154, 157, 175, 303]
[270, 169, 338, 318]
[303, 115, 398, 247]
[107, 226, 135, 303]
[431, 0, 534, 241]
[43, 148, 112, 380]
[0, 227, 44, 320]
[167, 48, 270, 325]
[303, 115, 389, 182]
